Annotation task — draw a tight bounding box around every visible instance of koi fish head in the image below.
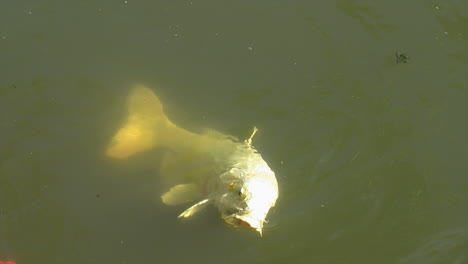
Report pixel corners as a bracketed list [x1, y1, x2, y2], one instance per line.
[215, 149, 278, 235]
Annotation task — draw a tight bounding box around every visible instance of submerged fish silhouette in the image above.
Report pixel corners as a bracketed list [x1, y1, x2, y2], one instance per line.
[105, 84, 278, 235]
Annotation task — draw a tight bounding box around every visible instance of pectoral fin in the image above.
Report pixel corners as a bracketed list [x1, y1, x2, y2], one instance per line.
[161, 183, 201, 206]
[178, 199, 211, 218]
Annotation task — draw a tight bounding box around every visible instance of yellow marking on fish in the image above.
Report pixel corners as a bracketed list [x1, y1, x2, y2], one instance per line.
[228, 182, 236, 192]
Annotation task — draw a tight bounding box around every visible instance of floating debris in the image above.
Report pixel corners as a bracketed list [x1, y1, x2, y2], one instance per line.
[396, 51, 410, 64]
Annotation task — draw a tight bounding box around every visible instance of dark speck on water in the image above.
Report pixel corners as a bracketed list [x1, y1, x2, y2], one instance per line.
[396, 51, 410, 64]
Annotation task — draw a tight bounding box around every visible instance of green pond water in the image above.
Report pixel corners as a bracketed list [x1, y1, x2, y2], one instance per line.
[1, 1, 467, 263]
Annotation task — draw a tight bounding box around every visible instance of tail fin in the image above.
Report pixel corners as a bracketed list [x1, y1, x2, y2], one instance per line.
[105, 84, 174, 159]
[105, 84, 237, 160]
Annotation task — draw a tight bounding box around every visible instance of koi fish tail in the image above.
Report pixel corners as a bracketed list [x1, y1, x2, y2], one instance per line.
[105, 84, 189, 159]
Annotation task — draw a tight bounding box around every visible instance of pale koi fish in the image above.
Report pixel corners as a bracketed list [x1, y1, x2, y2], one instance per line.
[105, 84, 278, 235]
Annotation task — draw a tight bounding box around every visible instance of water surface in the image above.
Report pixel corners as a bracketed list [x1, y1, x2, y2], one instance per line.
[1, 1, 467, 263]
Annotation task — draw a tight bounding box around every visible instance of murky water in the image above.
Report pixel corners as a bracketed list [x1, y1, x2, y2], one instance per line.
[1, 1, 467, 263]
